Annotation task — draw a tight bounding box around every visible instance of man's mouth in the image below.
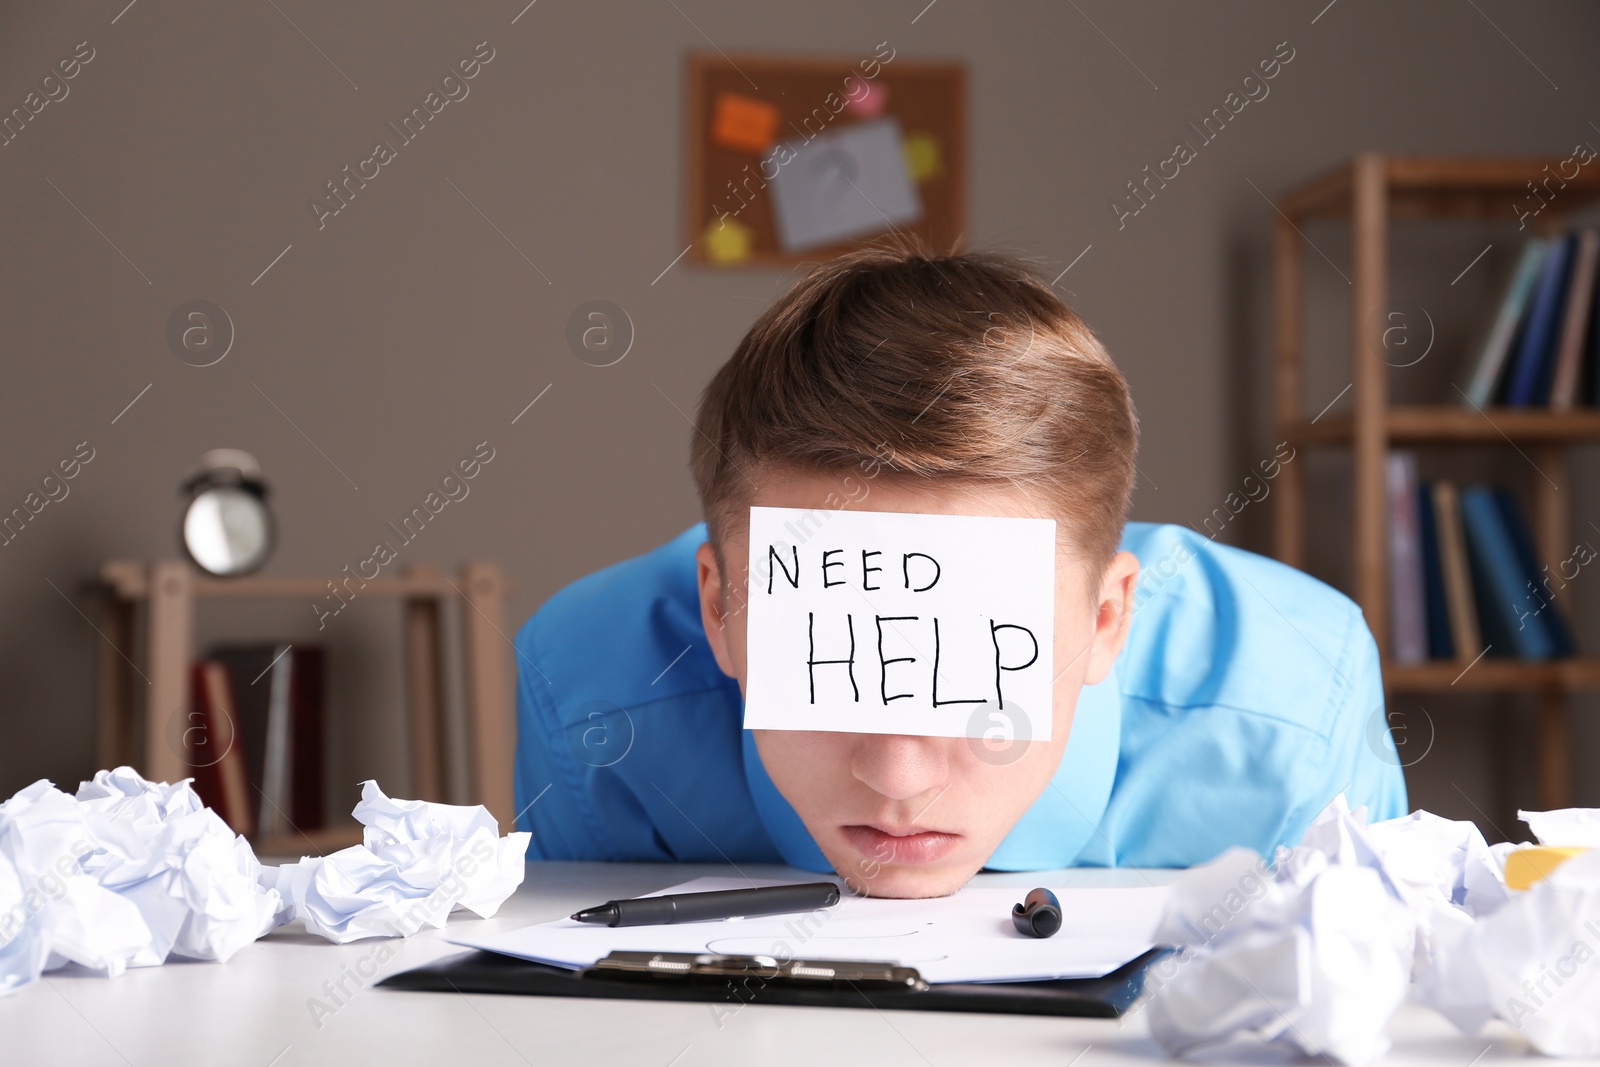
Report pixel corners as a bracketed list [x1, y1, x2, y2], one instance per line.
[840, 823, 961, 866]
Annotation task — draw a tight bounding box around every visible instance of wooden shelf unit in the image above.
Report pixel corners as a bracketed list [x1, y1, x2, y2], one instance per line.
[1272, 155, 1600, 810]
[1287, 405, 1600, 446]
[94, 560, 518, 844]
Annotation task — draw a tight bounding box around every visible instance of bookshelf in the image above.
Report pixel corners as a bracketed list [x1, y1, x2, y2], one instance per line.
[93, 560, 516, 855]
[1272, 155, 1600, 810]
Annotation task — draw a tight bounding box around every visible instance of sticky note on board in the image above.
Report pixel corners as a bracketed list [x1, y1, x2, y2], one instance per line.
[742, 507, 1055, 741]
[702, 216, 753, 264]
[846, 79, 889, 118]
[767, 117, 923, 253]
[902, 132, 942, 182]
[710, 92, 780, 154]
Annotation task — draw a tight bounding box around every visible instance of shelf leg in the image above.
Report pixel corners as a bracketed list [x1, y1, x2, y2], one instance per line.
[144, 562, 192, 784]
[1274, 214, 1306, 569]
[403, 564, 448, 803]
[1351, 153, 1390, 654]
[1536, 687, 1573, 810]
[95, 592, 137, 770]
[1530, 447, 1573, 811]
[459, 561, 515, 830]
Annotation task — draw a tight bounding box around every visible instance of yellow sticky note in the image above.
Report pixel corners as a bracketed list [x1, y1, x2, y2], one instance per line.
[710, 93, 780, 155]
[703, 216, 753, 265]
[902, 132, 942, 183]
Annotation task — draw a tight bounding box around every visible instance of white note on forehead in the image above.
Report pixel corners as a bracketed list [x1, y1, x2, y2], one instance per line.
[742, 506, 1055, 741]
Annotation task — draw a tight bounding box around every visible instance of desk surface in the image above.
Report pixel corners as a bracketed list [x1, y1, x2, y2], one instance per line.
[0, 862, 1553, 1066]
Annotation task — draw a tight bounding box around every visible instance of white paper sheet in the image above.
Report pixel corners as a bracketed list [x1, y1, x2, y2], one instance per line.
[743, 506, 1057, 741]
[451, 876, 1166, 984]
[1520, 808, 1600, 848]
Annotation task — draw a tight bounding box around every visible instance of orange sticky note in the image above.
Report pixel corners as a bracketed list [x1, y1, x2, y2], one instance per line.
[710, 93, 780, 154]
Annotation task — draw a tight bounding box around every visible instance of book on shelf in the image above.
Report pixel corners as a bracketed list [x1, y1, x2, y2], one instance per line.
[1385, 453, 1427, 664]
[1459, 485, 1554, 661]
[1492, 487, 1577, 657]
[1550, 229, 1599, 409]
[1389, 457, 1577, 664]
[1462, 239, 1547, 408]
[1504, 232, 1574, 407]
[1591, 255, 1600, 406]
[187, 661, 252, 833]
[186, 644, 325, 838]
[1431, 481, 1482, 658]
[1416, 479, 1454, 661]
[1460, 229, 1600, 411]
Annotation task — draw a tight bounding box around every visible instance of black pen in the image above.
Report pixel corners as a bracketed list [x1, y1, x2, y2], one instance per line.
[570, 882, 842, 927]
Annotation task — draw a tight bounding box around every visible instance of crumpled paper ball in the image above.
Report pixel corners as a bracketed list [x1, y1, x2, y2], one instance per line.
[1145, 798, 1416, 1065]
[1147, 796, 1600, 1061]
[74, 767, 282, 964]
[0, 768, 281, 995]
[1415, 813, 1600, 1056]
[268, 780, 529, 943]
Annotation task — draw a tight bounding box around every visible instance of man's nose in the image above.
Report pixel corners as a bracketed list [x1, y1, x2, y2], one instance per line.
[850, 734, 951, 802]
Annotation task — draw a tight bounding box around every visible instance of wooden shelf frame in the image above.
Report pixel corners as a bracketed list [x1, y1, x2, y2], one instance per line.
[1385, 658, 1600, 692]
[1288, 405, 1600, 445]
[1271, 154, 1599, 809]
[93, 560, 518, 839]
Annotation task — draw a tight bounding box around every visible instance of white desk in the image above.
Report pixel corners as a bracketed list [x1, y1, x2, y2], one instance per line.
[0, 862, 1552, 1066]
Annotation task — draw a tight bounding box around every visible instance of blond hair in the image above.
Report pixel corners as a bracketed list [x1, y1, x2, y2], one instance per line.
[691, 236, 1138, 581]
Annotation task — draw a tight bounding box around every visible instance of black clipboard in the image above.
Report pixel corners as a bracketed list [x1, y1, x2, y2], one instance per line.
[377, 946, 1171, 1018]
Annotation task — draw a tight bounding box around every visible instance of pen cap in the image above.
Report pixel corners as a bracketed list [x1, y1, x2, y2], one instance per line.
[1011, 887, 1062, 938]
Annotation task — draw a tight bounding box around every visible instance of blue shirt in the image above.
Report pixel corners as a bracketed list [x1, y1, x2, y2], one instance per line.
[512, 522, 1407, 870]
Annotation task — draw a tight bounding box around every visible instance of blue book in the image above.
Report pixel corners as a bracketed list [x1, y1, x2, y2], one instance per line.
[1493, 487, 1576, 657]
[1417, 482, 1453, 660]
[1463, 240, 1547, 408]
[1459, 486, 1553, 660]
[1506, 233, 1574, 406]
[1590, 257, 1600, 406]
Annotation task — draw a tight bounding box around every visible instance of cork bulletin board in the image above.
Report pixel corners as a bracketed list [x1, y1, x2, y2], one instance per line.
[684, 52, 967, 268]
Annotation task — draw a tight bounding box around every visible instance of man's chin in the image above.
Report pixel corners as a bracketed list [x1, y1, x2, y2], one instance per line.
[829, 856, 980, 899]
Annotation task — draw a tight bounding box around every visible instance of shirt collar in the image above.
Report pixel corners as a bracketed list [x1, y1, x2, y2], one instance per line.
[741, 669, 1123, 873]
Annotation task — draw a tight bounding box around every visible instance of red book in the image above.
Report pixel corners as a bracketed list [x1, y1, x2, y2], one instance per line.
[187, 661, 252, 833]
[289, 647, 326, 831]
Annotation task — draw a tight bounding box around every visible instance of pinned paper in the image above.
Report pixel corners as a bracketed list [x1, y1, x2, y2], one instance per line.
[846, 79, 889, 118]
[767, 117, 922, 253]
[702, 215, 753, 265]
[902, 132, 942, 182]
[710, 92, 780, 154]
[268, 781, 529, 944]
[742, 507, 1055, 740]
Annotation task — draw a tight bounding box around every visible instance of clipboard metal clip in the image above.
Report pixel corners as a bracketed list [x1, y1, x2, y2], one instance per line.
[586, 951, 930, 992]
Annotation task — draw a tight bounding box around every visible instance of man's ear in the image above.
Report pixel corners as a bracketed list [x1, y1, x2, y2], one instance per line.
[695, 541, 738, 679]
[1084, 551, 1138, 685]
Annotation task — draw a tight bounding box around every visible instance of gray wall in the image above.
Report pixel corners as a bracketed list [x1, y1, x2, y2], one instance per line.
[3, 0, 1598, 835]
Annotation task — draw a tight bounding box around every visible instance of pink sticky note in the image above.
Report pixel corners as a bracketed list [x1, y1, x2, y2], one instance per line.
[848, 80, 889, 118]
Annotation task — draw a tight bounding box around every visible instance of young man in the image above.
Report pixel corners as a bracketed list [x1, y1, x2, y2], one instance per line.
[512, 243, 1406, 899]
